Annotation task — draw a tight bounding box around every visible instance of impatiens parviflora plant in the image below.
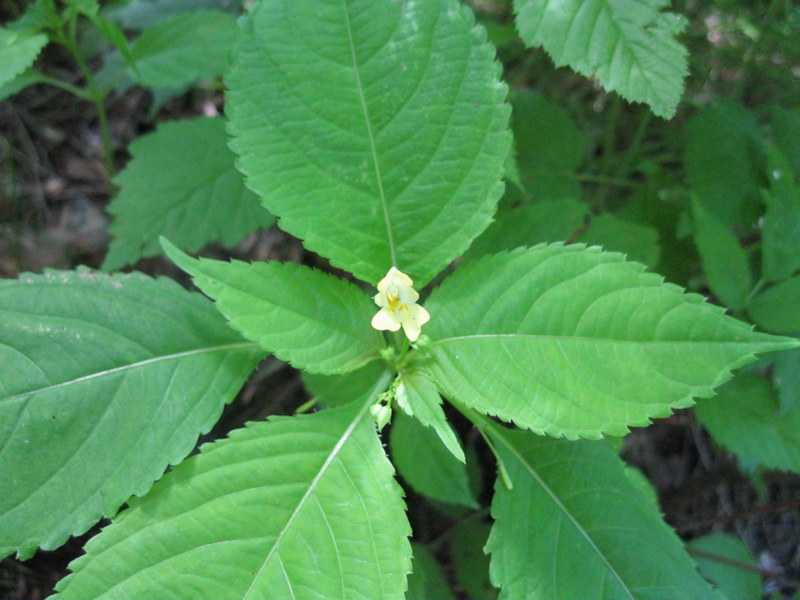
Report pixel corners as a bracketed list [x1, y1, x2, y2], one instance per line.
[1, 0, 798, 598]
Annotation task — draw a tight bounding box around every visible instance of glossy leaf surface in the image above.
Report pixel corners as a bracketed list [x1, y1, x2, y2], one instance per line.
[425, 244, 797, 438]
[485, 427, 725, 599]
[0, 269, 263, 559]
[226, 0, 510, 286]
[55, 399, 412, 599]
[165, 242, 384, 374]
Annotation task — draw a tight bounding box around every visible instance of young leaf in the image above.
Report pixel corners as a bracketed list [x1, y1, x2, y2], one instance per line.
[513, 0, 688, 118]
[424, 244, 797, 439]
[390, 412, 476, 508]
[690, 198, 752, 311]
[465, 198, 588, 259]
[397, 369, 465, 462]
[129, 10, 238, 88]
[695, 373, 800, 474]
[688, 533, 762, 600]
[0, 269, 264, 559]
[511, 90, 586, 200]
[226, 0, 511, 286]
[407, 543, 454, 600]
[0, 27, 48, 89]
[164, 241, 384, 374]
[485, 427, 725, 599]
[54, 398, 412, 600]
[761, 147, 800, 283]
[685, 100, 762, 227]
[747, 275, 800, 334]
[103, 118, 274, 270]
[773, 347, 800, 413]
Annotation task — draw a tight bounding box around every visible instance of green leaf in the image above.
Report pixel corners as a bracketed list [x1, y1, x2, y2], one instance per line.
[773, 347, 800, 413]
[451, 518, 497, 600]
[105, 0, 242, 30]
[466, 198, 588, 259]
[747, 275, 800, 334]
[0, 27, 48, 89]
[511, 90, 586, 200]
[103, 118, 273, 270]
[513, 0, 688, 118]
[0, 68, 46, 101]
[695, 373, 800, 473]
[772, 107, 800, 180]
[10, 0, 60, 32]
[390, 411, 475, 508]
[424, 244, 797, 439]
[577, 212, 660, 269]
[226, 0, 511, 286]
[302, 360, 387, 409]
[688, 533, 762, 600]
[130, 10, 238, 88]
[164, 241, 385, 374]
[762, 147, 800, 283]
[485, 427, 725, 599]
[407, 543, 455, 600]
[55, 398, 412, 600]
[685, 99, 762, 227]
[690, 198, 752, 311]
[397, 369, 465, 463]
[0, 269, 264, 559]
[64, 0, 99, 18]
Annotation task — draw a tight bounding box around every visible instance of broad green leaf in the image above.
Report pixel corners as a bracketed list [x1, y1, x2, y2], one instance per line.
[55, 398, 412, 600]
[485, 426, 725, 599]
[747, 276, 800, 334]
[466, 198, 588, 259]
[451, 519, 497, 600]
[104, 118, 274, 270]
[164, 241, 384, 374]
[695, 373, 800, 473]
[577, 212, 660, 269]
[397, 369, 465, 462]
[685, 100, 762, 227]
[0, 269, 263, 559]
[513, 0, 688, 118]
[690, 198, 751, 311]
[424, 244, 797, 439]
[303, 360, 387, 409]
[130, 10, 238, 88]
[407, 543, 454, 600]
[762, 147, 800, 283]
[10, 0, 60, 32]
[0, 27, 47, 89]
[774, 347, 800, 413]
[511, 90, 586, 200]
[390, 411, 475, 508]
[226, 0, 511, 286]
[688, 533, 762, 600]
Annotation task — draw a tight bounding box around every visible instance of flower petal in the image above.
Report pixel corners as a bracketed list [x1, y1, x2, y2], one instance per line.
[371, 307, 401, 332]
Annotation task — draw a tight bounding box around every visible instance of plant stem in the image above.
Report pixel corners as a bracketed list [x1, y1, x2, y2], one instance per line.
[55, 15, 115, 179]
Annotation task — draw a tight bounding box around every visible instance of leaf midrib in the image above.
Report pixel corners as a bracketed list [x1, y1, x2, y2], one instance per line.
[341, 0, 397, 269]
[490, 426, 635, 600]
[241, 370, 391, 599]
[430, 333, 791, 349]
[0, 342, 260, 405]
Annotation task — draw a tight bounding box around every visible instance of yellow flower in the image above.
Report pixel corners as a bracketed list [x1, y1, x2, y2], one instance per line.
[371, 266, 430, 342]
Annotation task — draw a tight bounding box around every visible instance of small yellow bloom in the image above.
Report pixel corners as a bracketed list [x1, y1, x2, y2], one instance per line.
[371, 266, 430, 342]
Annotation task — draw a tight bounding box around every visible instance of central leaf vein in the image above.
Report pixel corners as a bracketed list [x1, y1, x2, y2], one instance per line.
[341, 0, 397, 270]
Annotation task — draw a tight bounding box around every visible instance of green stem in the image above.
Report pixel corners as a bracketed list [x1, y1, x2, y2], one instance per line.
[616, 109, 652, 181]
[450, 400, 514, 491]
[55, 16, 115, 178]
[743, 277, 767, 307]
[34, 73, 93, 100]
